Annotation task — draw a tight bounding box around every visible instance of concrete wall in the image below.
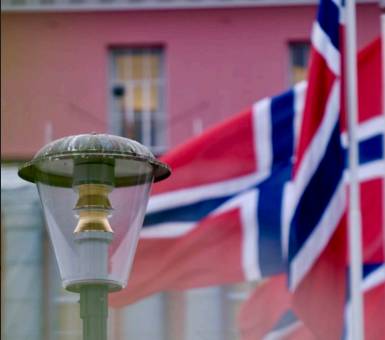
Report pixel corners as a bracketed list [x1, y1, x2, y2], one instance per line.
[1, 5, 381, 158]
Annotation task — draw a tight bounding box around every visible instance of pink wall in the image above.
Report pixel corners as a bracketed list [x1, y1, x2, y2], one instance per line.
[1, 5, 381, 159]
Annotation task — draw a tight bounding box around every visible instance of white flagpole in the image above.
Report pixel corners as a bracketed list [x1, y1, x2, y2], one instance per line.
[345, 0, 365, 339]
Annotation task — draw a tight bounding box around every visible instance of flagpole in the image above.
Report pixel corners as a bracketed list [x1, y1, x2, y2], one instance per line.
[345, 0, 365, 339]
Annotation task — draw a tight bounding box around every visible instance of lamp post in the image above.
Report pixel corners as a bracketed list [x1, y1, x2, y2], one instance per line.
[18, 133, 171, 340]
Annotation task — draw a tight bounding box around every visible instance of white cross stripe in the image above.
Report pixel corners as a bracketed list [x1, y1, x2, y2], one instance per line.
[341, 115, 385, 148]
[140, 222, 196, 238]
[312, 21, 341, 76]
[362, 265, 385, 292]
[293, 81, 307, 150]
[147, 171, 268, 214]
[253, 97, 273, 176]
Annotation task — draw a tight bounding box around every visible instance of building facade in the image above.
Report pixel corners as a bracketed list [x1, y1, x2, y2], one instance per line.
[1, 1, 382, 339]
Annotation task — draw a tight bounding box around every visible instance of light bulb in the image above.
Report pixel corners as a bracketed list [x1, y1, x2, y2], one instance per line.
[73, 184, 114, 233]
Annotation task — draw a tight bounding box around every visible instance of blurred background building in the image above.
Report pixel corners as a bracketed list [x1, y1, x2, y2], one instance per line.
[1, 0, 381, 339]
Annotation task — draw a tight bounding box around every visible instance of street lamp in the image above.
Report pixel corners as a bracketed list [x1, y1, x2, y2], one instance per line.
[18, 133, 171, 340]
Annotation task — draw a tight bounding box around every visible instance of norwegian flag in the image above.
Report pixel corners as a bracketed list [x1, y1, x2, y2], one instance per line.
[237, 36, 384, 340]
[109, 81, 307, 306]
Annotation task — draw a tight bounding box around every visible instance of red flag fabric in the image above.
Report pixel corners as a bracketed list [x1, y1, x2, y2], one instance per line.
[238, 265, 384, 340]
[237, 275, 317, 340]
[237, 275, 292, 340]
[363, 266, 385, 340]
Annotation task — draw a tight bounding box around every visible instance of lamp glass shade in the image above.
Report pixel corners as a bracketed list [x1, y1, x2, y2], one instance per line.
[37, 161, 152, 292]
[18, 134, 170, 292]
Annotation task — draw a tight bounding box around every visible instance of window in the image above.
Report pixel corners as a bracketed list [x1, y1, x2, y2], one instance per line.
[110, 47, 166, 154]
[289, 42, 310, 85]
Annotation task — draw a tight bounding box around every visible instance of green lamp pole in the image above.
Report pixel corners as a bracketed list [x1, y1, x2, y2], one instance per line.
[18, 134, 171, 340]
[80, 284, 108, 340]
